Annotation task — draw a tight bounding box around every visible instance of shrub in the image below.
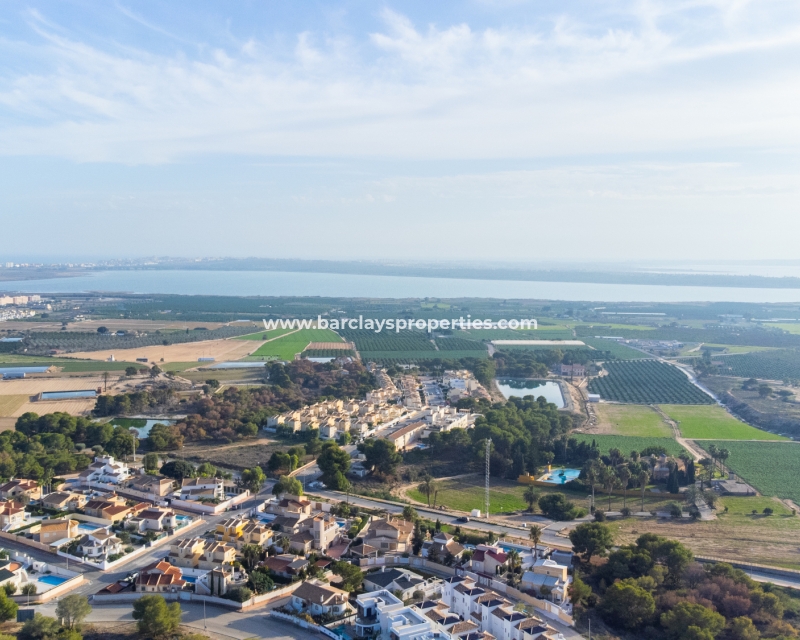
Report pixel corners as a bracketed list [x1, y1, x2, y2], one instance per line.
[224, 587, 252, 603]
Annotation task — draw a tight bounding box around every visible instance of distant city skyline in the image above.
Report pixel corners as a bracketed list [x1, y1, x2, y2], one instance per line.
[1, 1, 799, 261]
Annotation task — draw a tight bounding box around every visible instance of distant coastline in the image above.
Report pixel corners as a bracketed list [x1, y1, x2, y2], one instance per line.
[5, 258, 800, 289]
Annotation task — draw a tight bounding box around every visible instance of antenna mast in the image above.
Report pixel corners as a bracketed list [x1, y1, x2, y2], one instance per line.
[485, 438, 491, 520]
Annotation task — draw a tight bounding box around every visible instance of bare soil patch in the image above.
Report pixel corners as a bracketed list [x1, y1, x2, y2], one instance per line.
[64, 338, 263, 365]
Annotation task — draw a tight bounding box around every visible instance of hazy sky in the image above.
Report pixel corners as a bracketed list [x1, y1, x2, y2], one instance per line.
[1, 0, 799, 262]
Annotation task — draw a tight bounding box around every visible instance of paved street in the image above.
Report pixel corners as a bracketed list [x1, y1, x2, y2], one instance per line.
[33, 602, 316, 640]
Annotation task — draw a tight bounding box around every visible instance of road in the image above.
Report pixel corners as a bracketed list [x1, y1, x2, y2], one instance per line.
[33, 602, 316, 640]
[308, 489, 580, 550]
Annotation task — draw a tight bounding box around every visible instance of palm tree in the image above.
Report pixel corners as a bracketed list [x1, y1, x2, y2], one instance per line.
[529, 525, 543, 559]
[718, 448, 730, 476]
[506, 549, 521, 573]
[418, 474, 437, 507]
[599, 465, 619, 512]
[523, 485, 540, 513]
[638, 469, 650, 512]
[584, 462, 598, 512]
[617, 465, 631, 510]
[707, 444, 719, 476]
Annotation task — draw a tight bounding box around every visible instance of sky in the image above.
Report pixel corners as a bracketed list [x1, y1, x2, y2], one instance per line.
[1, 0, 800, 263]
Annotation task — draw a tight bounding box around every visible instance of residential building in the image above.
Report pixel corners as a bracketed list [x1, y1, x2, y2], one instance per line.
[128, 474, 174, 497]
[471, 546, 508, 576]
[0, 479, 41, 502]
[363, 517, 413, 553]
[169, 537, 206, 569]
[558, 364, 585, 377]
[138, 508, 178, 531]
[41, 491, 87, 511]
[77, 530, 123, 560]
[386, 421, 426, 451]
[216, 516, 246, 542]
[79, 455, 131, 485]
[520, 559, 571, 605]
[136, 560, 186, 593]
[37, 518, 79, 545]
[83, 497, 132, 523]
[421, 532, 465, 561]
[291, 580, 350, 617]
[197, 540, 236, 570]
[179, 477, 224, 501]
[362, 568, 442, 601]
[262, 554, 308, 578]
[0, 500, 26, 530]
[355, 589, 404, 637]
[0, 560, 28, 590]
[289, 531, 315, 555]
[311, 512, 340, 553]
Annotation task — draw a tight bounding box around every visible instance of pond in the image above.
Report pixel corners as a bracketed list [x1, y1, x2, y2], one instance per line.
[495, 379, 565, 407]
[109, 418, 175, 438]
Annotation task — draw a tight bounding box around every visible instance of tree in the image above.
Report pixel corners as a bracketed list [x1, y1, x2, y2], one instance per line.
[758, 384, 772, 398]
[538, 493, 581, 520]
[159, 459, 196, 481]
[569, 522, 613, 562]
[17, 614, 58, 640]
[197, 462, 217, 477]
[241, 544, 262, 571]
[568, 574, 592, 610]
[97, 326, 109, 334]
[125, 366, 138, 376]
[523, 485, 540, 512]
[660, 602, 725, 639]
[529, 525, 543, 558]
[150, 365, 162, 378]
[247, 569, 274, 595]
[143, 452, 160, 472]
[402, 505, 418, 522]
[273, 475, 303, 497]
[599, 464, 620, 511]
[331, 561, 363, 592]
[317, 442, 351, 489]
[618, 465, 631, 510]
[241, 466, 266, 493]
[132, 595, 182, 640]
[412, 521, 424, 555]
[224, 587, 252, 603]
[21, 583, 37, 596]
[727, 617, 759, 640]
[598, 579, 655, 630]
[0, 587, 17, 622]
[638, 469, 651, 512]
[56, 595, 91, 630]
[418, 474, 438, 507]
[360, 438, 402, 477]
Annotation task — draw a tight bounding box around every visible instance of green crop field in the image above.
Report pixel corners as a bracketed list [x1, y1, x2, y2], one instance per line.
[660, 404, 786, 440]
[338, 329, 435, 353]
[361, 350, 488, 362]
[434, 337, 487, 352]
[697, 441, 800, 503]
[249, 328, 343, 360]
[595, 404, 673, 437]
[588, 360, 714, 404]
[57, 361, 141, 372]
[572, 433, 688, 457]
[450, 327, 572, 341]
[303, 349, 356, 358]
[718, 496, 794, 517]
[769, 324, 800, 335]
[582, 338, 652, 360]
[710, 349, 800, 381]
[235, 327, 297, 341]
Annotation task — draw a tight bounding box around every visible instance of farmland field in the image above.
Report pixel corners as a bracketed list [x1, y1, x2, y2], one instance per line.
[582, 338, 652, 360]
[235, 327, 297, 341]
[434, 337, 487, 351]
[360, 350, 488, 362]
[572, 433, 688, 457]
[249, 328, 343, 360]
[454, 327, 572, 341]
[711, 349, 800, 381]
[338, 329, 435, 353]
[659, 404, 786, 440]
[588, 360, 714, 404]
[303, 349, 356, 358]
[696, 441, 800, 503]
[0, 395, 27, 417]
[594, 404, 673, 437]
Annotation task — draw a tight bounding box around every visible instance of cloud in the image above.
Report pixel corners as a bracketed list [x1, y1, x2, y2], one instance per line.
[0, 1, 799, 163]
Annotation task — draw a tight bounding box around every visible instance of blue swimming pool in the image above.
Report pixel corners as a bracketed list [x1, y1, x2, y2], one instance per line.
[538, 468, 581, 485]
[183, 576, 197, 583]
[38, 575, 68, 586]
[77, 523, 100, 533]
[41, 390, 97, 400]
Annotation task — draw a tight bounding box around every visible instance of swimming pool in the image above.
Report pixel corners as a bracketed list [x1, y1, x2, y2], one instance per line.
[77, 523, 100, 533]
[38, 575, 68, 586]
[183, 576, 197, 583]
[538, 468, 581, 485]
[332, 625, 353, 640]
[41, 390, 97, 400]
